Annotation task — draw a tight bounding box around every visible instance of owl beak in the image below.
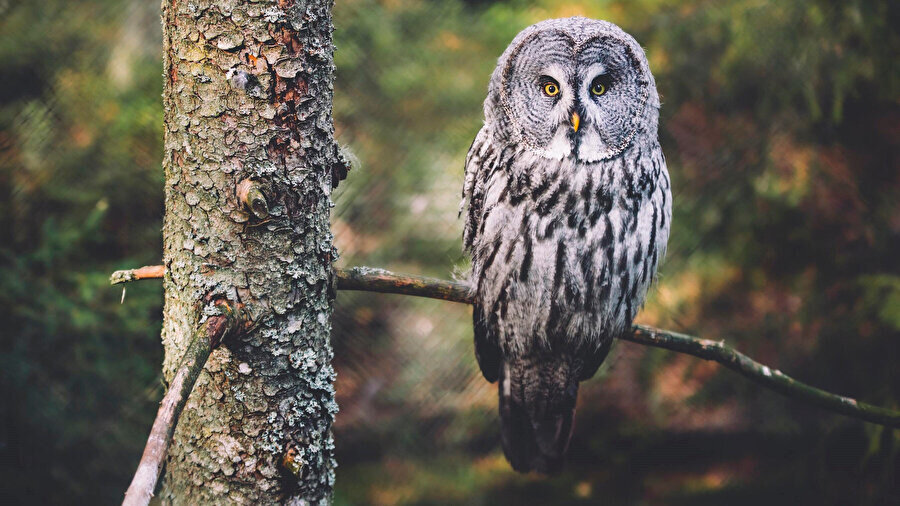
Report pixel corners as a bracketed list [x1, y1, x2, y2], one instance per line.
[570, 111, 580, 133]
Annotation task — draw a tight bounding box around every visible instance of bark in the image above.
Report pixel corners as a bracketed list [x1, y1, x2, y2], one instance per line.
[160, 0, 343, 503]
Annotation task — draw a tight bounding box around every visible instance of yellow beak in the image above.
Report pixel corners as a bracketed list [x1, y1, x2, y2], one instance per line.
[571, 111, 580, 133]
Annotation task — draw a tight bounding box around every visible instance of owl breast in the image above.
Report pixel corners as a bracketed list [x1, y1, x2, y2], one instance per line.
[464, 127, 671, 357]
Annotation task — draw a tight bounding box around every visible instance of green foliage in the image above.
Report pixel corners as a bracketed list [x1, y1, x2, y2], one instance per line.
[0, 1, 164, 503]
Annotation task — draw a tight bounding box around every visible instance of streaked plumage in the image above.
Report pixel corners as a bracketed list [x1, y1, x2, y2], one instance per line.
[461, 17, 671, 473]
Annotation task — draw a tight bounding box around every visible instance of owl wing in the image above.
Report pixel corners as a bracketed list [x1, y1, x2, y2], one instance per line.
[461, 126, 503, 382]
[472, 303, 501, 382]
[460, 126, 493, 252]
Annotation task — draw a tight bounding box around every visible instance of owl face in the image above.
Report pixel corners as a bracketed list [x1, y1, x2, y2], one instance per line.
[491, 18, 658, 163]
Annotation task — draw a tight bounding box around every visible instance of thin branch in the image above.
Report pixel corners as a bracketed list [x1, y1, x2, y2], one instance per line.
[122, 300, 241, 506]
[112, 264, 899, 428]
[112, 265, 475, 302]
[335, 266, 474, 303]
[627, 326, 900, 428]
[111, 265, 166, 284]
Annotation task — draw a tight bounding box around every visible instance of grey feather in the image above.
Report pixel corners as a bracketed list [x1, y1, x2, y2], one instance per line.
[461, 17, 671, 473]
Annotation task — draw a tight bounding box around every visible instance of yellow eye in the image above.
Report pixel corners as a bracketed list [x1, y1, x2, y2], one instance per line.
[591, 81, 606, 96]
[543, 82, 560, 96]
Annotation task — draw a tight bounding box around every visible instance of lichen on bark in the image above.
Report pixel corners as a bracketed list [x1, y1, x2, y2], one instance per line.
[160, 0, 342, 503]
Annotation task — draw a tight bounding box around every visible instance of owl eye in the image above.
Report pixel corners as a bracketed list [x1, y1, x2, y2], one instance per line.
[590, 75, 611, 97]
[542, 81, 560, 97]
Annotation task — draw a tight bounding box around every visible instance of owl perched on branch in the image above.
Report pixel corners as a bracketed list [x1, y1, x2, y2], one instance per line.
[461, 17, 671, 473]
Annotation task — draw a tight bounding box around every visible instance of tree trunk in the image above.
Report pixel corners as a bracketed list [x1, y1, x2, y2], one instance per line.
[160, 0, 343, 503]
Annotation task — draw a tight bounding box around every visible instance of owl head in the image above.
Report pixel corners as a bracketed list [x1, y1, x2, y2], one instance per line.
[485, 17, 660, 163]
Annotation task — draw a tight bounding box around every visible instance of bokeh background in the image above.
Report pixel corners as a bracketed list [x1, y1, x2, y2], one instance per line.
[2, 0, 898, 504]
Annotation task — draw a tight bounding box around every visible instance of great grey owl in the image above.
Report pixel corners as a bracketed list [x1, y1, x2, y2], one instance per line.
[461, 17, 671, 473]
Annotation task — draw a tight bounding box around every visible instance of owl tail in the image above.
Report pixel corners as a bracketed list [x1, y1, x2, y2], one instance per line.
[498, 357, 579, 474]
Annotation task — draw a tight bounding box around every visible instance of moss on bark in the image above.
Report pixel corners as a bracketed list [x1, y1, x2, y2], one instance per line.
[160, 1, 341, 503]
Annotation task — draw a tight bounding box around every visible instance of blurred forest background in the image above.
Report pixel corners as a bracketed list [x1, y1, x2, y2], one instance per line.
[1, 0, 898, 504]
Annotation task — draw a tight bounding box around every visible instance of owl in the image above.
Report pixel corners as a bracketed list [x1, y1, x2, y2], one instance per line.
[461, 17, 671, 473]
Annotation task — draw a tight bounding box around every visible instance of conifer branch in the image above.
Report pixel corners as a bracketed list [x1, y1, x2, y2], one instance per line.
[122, 299, 243, 506]
[111, 265, 900, 428]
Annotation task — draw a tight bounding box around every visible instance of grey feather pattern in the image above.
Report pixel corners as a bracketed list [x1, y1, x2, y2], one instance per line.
[462, 17, 671, 473]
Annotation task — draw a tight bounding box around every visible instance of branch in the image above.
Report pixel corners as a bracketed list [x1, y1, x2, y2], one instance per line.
[122, 300, 242, 506]
[111, 265, 899, 428]
[627, 326, 899, 428]
[335, 266, 474, 303]
[111, 265, 165, 284]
